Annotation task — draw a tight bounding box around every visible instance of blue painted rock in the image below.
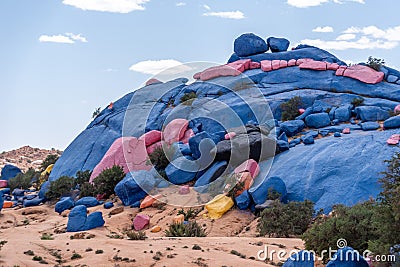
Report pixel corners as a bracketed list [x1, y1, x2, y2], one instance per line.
[75, 196, 100, 208]
[384, 116, 400, 129]
[277, 140, 289, 152]
[114, 172, 148, 206]
[103, 201, 114, 209]
[235, 190, 251, 210]
[355, 106, 391, 121]
[55, 197, 75, 214]
[67, 205, 105, 232]
[280, 120, 305, 137]
[0, 191, 4, 213]
[334, 105, 352, 122]
[249, 176, 287, 205]
[23, 196, 44, 207]
[361, 121, 380, 131]
[326, 247, 369, 267]
[282, 250, 314, 267]
[305, 113, 331, 128]
[267, 37, 290, 52]
[302, 134, 315, 145]
[234, 33, 268, 57]
[166, 156, 202, 185]
[289, 138, 301, 148]
[194, 161, 228, 188]
[334, 132, 341, 137]
[1, 164, 22, 181]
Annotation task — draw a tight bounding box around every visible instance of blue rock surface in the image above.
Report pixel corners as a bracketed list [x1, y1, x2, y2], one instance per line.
[114, 171, 149, 206]
[249, 176, 287, 205]
[326, 247, 369, 267]
[0, 191, 3, 212]
[234, 33, 268, 57]
[55, 197, 75, 214]
[282, 250, 314, 267]
[355, 106, 391, 121]
[267, 37, 290, 52]
[305, 113, 331, 128]
[194, 161, 227, 188]
[361, 121, 380, 131]
[280, 120, 305, 137]
[384, 116, 400, 129]
[67, 205, 105, 232]
[75, 196, 101, 208]
[235, 190, 251, 210]
[1, 164, 22, 181]
[103, 201, 114, 209]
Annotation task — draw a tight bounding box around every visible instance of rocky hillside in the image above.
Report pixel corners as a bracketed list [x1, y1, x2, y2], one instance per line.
[0, 146, 62, 172]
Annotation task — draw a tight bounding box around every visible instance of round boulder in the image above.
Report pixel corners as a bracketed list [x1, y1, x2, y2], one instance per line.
[267, 37, 290, 52]
[234, 33, 268, 57]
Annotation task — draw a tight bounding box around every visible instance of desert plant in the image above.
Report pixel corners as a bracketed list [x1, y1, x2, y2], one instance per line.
[0, 240, 7, 252]
[147, 146, 171, 171]
[75, 170, 95, 198]
[177, 208, 201, 221]
[92, 165, 125, 198]
[165, 221, 206, 237]
[8, 168, 38, 191]
[40, 154, 59, 172]
[71, 252, 82, 259]
[258, 200, 314, 238]
[280, 96, 303, 121]
[92, 107, 101, 118]
[46, 176, 75, 200]
[40, 233, 54, 240]
[351, 97, 364, 107]
[367, 56, 385, 71]
[180, 92, 197, 105]
[125, 230, 147, 240]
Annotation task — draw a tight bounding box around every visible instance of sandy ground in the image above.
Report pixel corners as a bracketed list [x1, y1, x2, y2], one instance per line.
[0, 204, 304, 267]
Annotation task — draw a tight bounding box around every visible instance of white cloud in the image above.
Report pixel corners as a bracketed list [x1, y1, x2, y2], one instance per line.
[336, 33, 356, 40]
[203, 11, 244, 19]
[176, 2, 186, 6]
[299, 37, 398, 50]
[62, 0, 149, 13]
[287, 0, 364, 8]
[129, 59, 192, 75]
[343, 25, 400, 41]
[203, 4, 211, 10]
[39, 33, 87, 44]
[312, 26, 334, 33]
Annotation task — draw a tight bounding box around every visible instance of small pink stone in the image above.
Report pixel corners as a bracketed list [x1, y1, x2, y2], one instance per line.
[133, 214, 150, 231]
[250, 61, 261, 69]
[342, 128, 351, 134]
[224, 132, 236, 140]
[272, 60, 280, 70]
[234, 159, 260, 178]
[178, 185, 190, 195]
[288, 59, 296, 67]
[279, 60, 288, 68]
[299, 108, 306, 114]
[394, 104, 400, 114]
[387, 138, 399, 145]
[0, 180, 7, 188]
[260, 60, 272, 72]
[390, 134, 400, 141]
[145, 78, 162, 86]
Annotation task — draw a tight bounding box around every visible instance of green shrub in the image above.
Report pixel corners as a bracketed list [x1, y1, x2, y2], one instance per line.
[92, 107, 101, 119]
[71, 252, 82, 259]
[366, 56, 385, 71]
[351, 97, 364, 107]
[8, 168, 38, 191]
[280, 96, 303, 121]
[92, 165, 125, 198]
[147, 146, 171, 171]
[40, 233, 54, 240]
[75, 170, 95, 198]
[46, 176, 76, 200]
[258, 200, 314, 238]
[177, 208, 201, 221]
[40, 154, 59, 172]
[0, 240, 7, 251]
[180, 92, 197, 105]
[165, 221, 206, 237]
[125, 230, 147, 240]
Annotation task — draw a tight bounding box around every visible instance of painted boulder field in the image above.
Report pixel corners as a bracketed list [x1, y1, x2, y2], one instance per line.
[47, 33, 400, 213]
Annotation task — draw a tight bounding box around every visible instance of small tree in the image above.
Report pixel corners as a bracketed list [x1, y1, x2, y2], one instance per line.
[40, 154, 59, 172]
[165, 221, 206, 237]
[367, 56, 385, 71]
[8, 168, 39, 190]
[46, 176, 75, 200]
[280, 96, 303, 121]
[92, 107, 101, 118]
[92, 165, 125, 198]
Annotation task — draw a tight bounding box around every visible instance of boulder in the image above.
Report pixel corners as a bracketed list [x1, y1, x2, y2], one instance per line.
[75, 197, 101, 208]
[267, 37, 290, 52]
[277, 140, 290, 151]
[194, 161, 228, 188]
[302, 134, 315, 145]
[234, 159, 260, 178]
[205, 194, 234, 219]
[249, 176, 287, 205]
[90, 137, 150, 182]
[165, 156, 202, 185]
[234, 33, 268, 57]
[114, 171, 149, 206]
[383, 116, 400, 129]
[342, 64, 384, 84]
[334, 132, 341, 137]
[163, 119, 189, 144]
[282, 250, 314, 267]
[189, 131, 216, 160]
[1, 164, 22, 181]
[305, 113, 331, 128]
[85, 211, 105, 230]
[67, 205, 88, 232]
[138, 130, 162, 146]
[178, 185, 190, 195]
[278, 120, 305, 137]
[140, 194, 161, 209]
[289, 138, 301, 148]
[55, 197, 74, 214]
[326, 247, 369, 267]
[235, 190, 251, 210]
[334, 105, 352, 122]
[298, 60, 327, 71]
[133, 214, 150, 230]
[0, 180, 7, 188]
[361, 122, 380, 131]
[354, 106, 391, 121]
[103, 201, 114, 209]
[387, 74, 398, 83]
[395, 104, 400, 114]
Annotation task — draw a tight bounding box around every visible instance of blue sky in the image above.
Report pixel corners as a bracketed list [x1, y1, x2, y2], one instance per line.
[1, 0, 399, 151]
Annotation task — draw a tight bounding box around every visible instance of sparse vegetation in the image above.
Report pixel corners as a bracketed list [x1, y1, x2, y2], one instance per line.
[95, 249, 104, 254]
[0, 240, 7, 252]
[147, 146, 172, 179]
[230, 249, 246, 259]
[177, 208, 201, 221]
[46, 176, 75, 200]
[280, 96, 303, 121]
[125, 230, 147, 240]
[192, 244, 202, 250]
[71, 252, 82, 259]
[351, 97, 364, 107]
[180, 92, 197, 105]
[165, 221, 206, 237]
[258, 200, 314, 238]
[8, 168, 39, 191]
[40, 154, 59, 172]
[91, 165, 125, 198]
[40, 233, 54, 240]
[367, 56, 385, 71]
[92, 107, 101, 119]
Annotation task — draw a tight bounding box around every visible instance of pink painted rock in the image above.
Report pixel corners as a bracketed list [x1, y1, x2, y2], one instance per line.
[279, 60, 288, 68]
[249, 61, 261, 69]
[387, 138, 399, 145]
[288, 59, 296, 67]
[0, 180, 7, 188]
[327, 63, 340, 71]
[145, 78, 162, 86]
[260, 60, 272, 72]
[299, 108, 306, 114]
[394, 104, 400, 114]
[335, 66, 347, 76]
[299, 60, 327, 71]
[199, 65, 241, 81]
[146, 141, 163, 154]
[139, 130, 162, 147]
[272, 60, 281, 70]
[390, 134, 400, 141]
[193, 72, 201, 80]
[342, 65, 384, 84]
[234, 159, 260, 178]
[342, 128, 351, 134]
[178, 185, 190, 195]
[224, 132, 236, 140]
[133, 214, 150, 230]
[227, 59, 251, 72]
[90, 137, 151, 182]
[296, 58, 313, 66]
[162, 119, 189, 144]
[181, 128, 195, 144]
